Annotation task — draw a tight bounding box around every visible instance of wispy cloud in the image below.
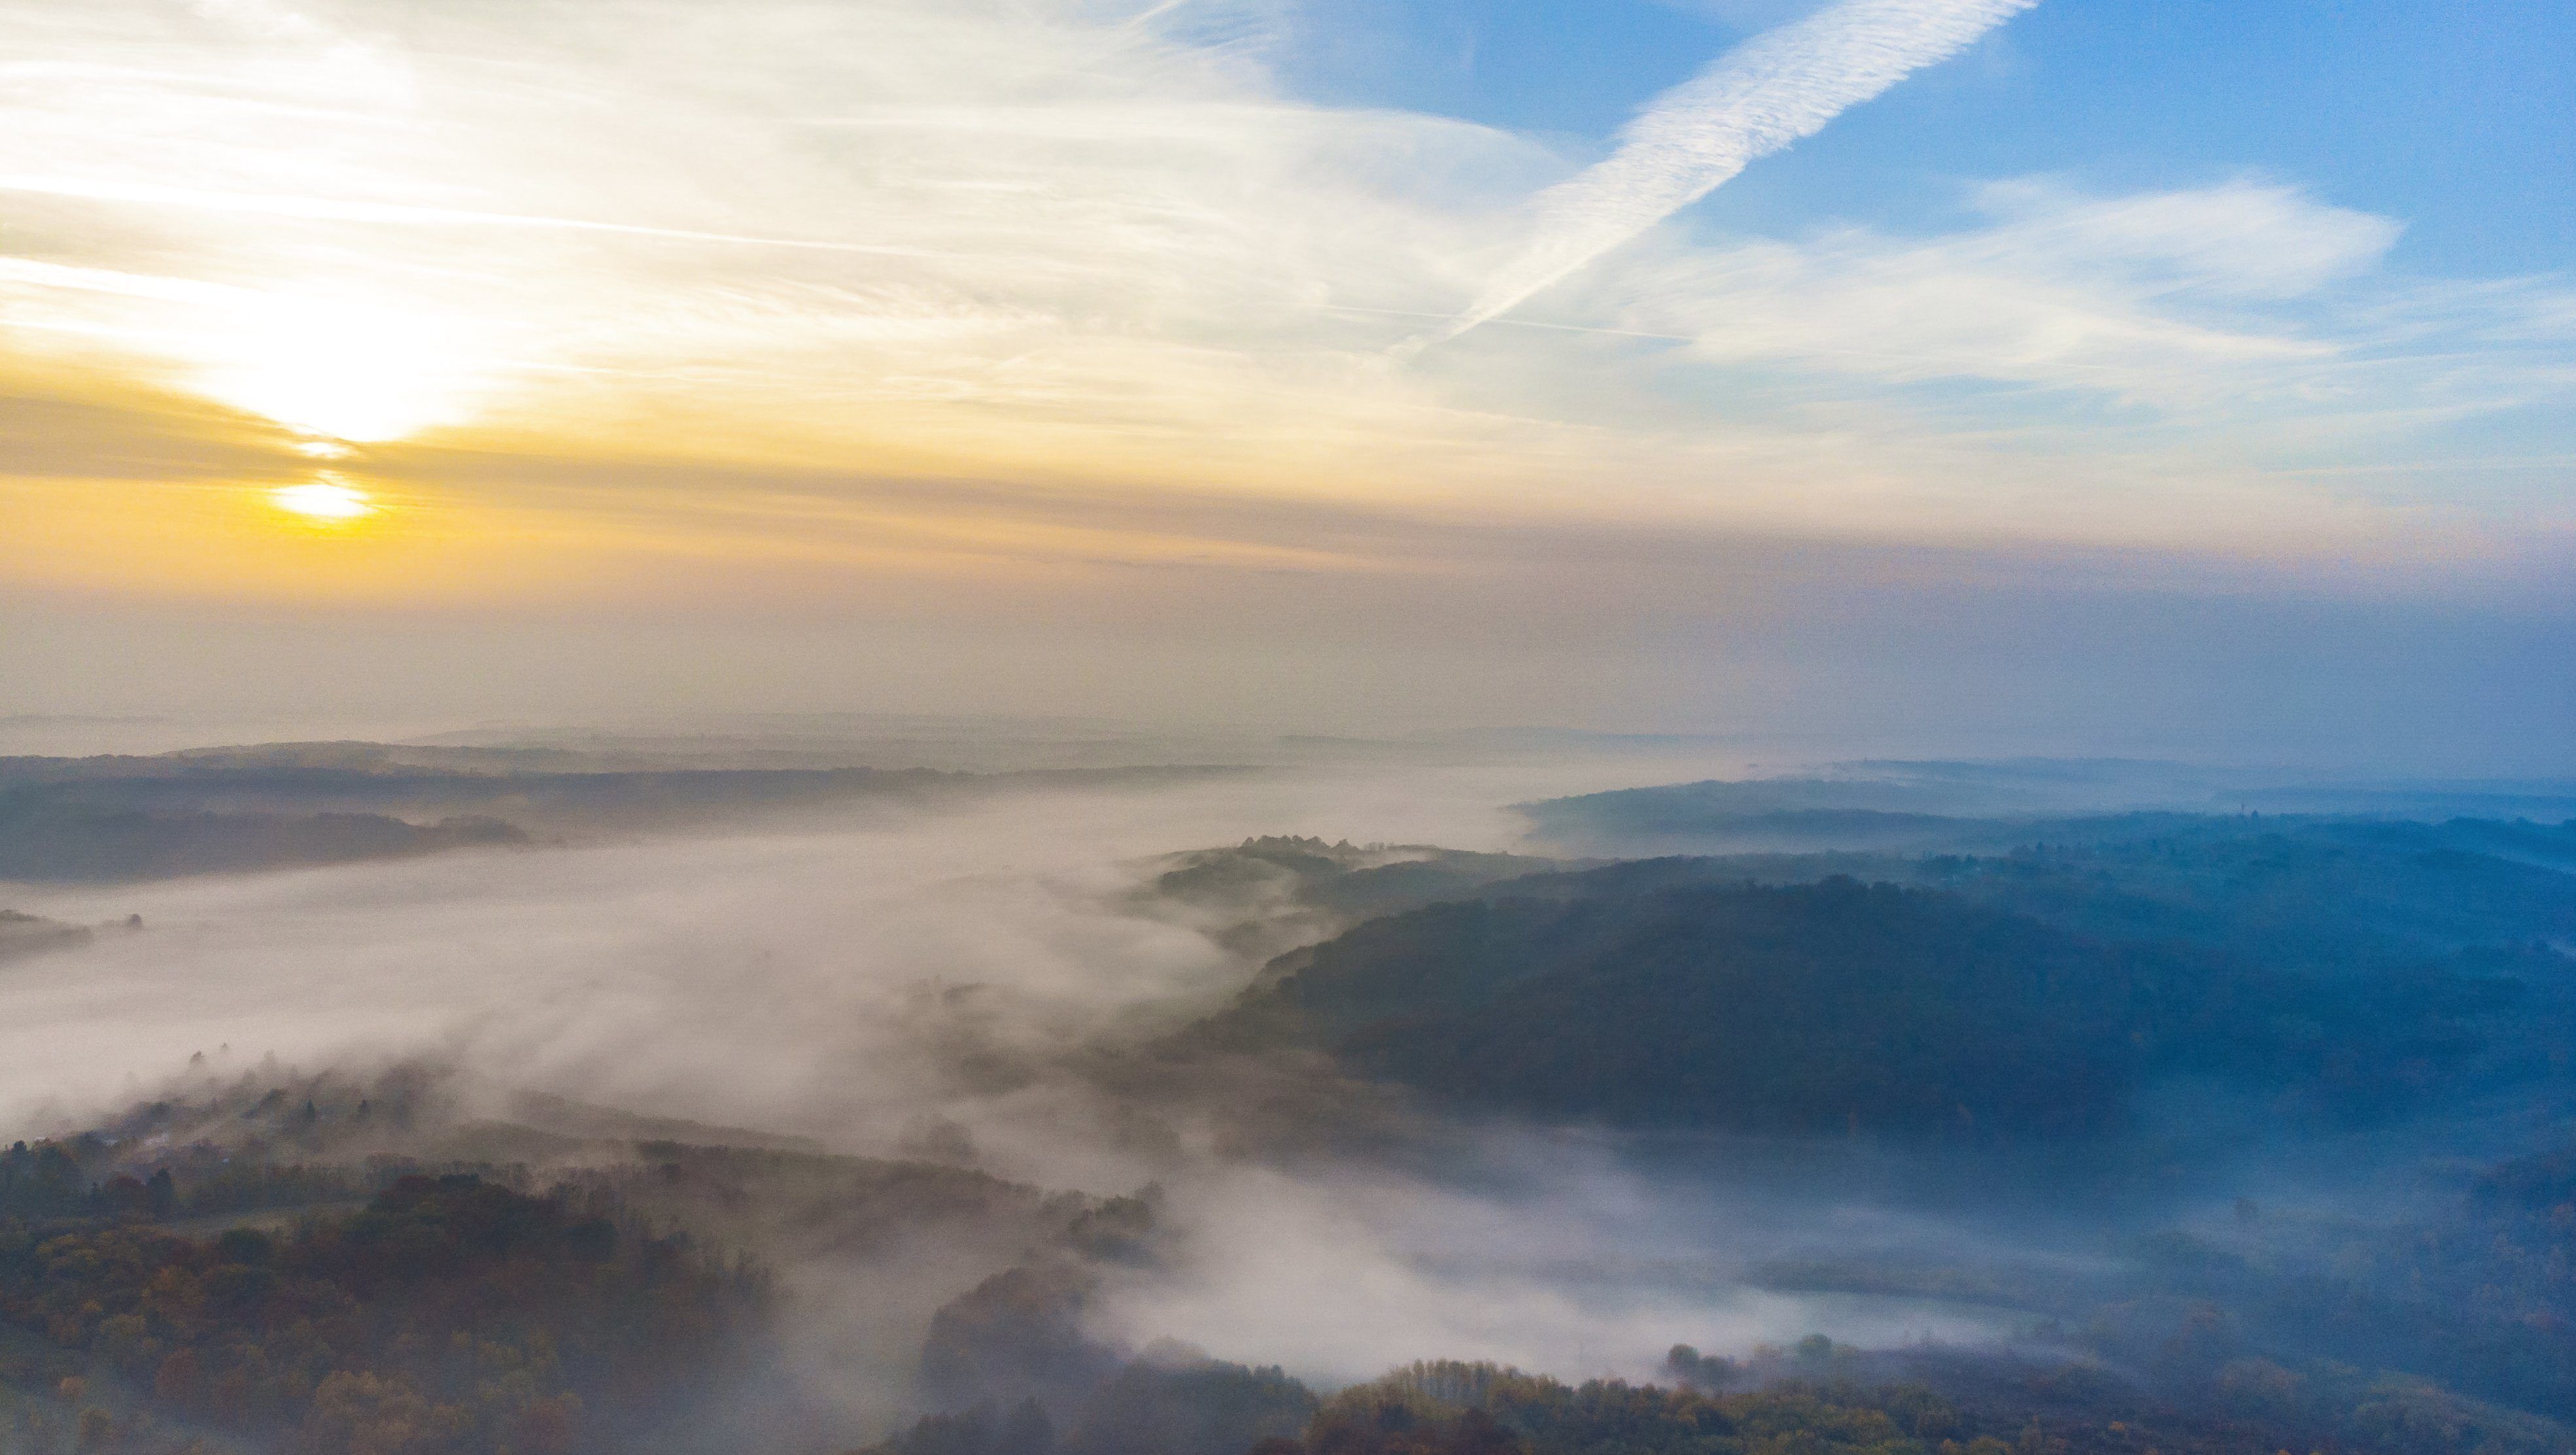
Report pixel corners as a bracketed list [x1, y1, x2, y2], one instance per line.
[1567, 175, 2576, 471]
[1604, 181, 2395, 405]
[1449, 0, 2040, 341]
[0, 175, 959, 258]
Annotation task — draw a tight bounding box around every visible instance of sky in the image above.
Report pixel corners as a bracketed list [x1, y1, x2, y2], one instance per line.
[1, 0, 2569, 764]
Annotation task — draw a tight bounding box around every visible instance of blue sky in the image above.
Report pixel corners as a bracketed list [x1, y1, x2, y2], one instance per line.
[1288, 0, 2575, 275]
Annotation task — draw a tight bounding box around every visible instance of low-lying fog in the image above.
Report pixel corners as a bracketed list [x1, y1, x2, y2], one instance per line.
[9, 736, 2567, 1455]
[0, 753, 1730, 1137]
[9, 748, 2000, 1390]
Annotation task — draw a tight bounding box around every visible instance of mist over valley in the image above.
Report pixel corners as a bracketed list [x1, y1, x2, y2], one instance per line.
[2, 734, 2572, 1455]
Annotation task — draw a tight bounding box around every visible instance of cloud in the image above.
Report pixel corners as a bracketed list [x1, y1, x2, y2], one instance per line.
[0, 0, 1541, 458]
[0, 0, 2566, 601]
[0, 173, 956, 256]
[1593, 181, 2396, 406]
[1449, 0, 2041, 341]
[1532, 175, 2576, 501]
[1962, 179, 2401, 300]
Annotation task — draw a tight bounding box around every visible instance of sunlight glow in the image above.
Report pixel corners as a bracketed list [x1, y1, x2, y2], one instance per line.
[199, 296, 481, 443]
[269, 480, 378, 521]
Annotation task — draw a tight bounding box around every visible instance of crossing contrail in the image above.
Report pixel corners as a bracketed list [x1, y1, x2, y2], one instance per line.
[1437, 0, 2040, 348]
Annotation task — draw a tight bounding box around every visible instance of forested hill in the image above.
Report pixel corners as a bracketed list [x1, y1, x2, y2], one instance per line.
[1517, 764, 2576, 859]
[1475, 815, 2576, 972]
[1198, 833, 2576, 1140]
[0, 744, 1243, 882]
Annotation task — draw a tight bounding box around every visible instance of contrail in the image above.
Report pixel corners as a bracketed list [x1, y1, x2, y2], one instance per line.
[1437, 0, 2039, 348]
[1120, 0, 1200, 29]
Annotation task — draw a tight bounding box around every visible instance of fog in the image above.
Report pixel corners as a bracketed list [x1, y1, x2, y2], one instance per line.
[5, 748, 1977, 1418]
[4, 735, 2571, 1455]
[1090, 1149, 2038, 1387]
[0, 751, 1734, 1137]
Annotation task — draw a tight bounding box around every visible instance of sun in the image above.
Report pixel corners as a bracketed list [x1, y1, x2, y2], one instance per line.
[270, 481, 379, 522]
[203, 295, 479, 444]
